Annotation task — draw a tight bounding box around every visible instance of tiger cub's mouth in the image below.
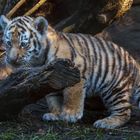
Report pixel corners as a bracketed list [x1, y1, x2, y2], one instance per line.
[6, 57, 23, 68]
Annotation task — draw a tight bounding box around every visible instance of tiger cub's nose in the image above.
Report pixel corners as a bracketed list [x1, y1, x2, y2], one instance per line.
[8, 48, 19, 64]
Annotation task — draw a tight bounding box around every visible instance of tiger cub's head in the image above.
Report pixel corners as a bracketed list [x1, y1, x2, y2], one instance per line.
[0, 15, 50, 69]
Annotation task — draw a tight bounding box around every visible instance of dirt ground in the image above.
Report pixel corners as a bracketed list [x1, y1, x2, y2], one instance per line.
[0, 104, 140, 140]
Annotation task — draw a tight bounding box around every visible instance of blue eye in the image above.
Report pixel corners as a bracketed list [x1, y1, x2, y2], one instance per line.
[20, 42, 29, 48]
[6, 41, 11, 47]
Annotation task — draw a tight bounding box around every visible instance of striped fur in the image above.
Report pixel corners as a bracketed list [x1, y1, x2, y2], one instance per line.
[1, 15, 140, 129]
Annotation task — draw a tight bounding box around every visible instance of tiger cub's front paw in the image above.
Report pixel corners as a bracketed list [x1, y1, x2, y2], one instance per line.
[60, 108, 83, 123]
[42, 113, 59, 121]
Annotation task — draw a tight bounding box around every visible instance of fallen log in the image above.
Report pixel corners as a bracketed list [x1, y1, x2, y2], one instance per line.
[0, 59, 80, 121]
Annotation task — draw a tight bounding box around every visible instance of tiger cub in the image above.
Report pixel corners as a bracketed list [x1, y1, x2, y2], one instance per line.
[0, 15, 140, 129]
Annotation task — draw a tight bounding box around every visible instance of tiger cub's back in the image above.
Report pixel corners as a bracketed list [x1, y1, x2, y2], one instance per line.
[57, 33, 140, 95]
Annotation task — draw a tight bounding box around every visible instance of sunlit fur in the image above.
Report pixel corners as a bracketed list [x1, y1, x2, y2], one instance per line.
[1, 16, 140, 129]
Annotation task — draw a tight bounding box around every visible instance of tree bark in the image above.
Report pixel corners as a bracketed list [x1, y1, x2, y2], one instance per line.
[54, 0, 133, 34]
[0, 0, 133, 35]
[0, 59, 80, 121]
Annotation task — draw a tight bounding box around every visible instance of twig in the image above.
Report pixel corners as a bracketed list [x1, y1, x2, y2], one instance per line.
[0, 51, 5, 57]
[6, 0, 26, 18]
[24, 0, 46, 16]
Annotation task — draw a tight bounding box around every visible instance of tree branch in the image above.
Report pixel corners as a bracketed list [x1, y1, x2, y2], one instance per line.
[6, 0, 26, 18]
[24, 0, 46, 16]
[0, 59, 80, 120]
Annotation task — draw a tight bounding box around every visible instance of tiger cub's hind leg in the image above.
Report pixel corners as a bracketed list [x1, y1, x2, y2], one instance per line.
[42, 92, 63, 121]
[94, 88, 132, 129]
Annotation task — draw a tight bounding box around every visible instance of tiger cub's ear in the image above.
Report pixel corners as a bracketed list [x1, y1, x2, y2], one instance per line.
[0, 15, 9, 31]
[34, 16, 48, 36]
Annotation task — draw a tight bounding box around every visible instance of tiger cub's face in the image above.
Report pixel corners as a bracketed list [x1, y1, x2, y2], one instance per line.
[0, 16, 49, 69]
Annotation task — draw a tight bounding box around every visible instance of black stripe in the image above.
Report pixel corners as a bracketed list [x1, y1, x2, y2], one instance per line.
[33, 40, 37, 49]
[114, 113, 130, 117]
[89, 37, 101, 93]
[78, 34, 91, 64]
[45, 38, 50, 62]
[78, 34, 93, 79]
[101, 44, 125, 97]
[23, 17, 32, 23]
[18, 19, 29, 27]
[107, 89, 129, 106]
[93, 38, 102, 91]
[54, 46, 59, 56]
[16, 23, 27, 31]
[95, 37, 108, 91]
[86, 36, 97, 94]
[8, 25, 16, 31]
[62, 33, 76, 61]
[75, 35, 84, 54]
[74, 35, 87, 79]
[10, 20, 18, 27]
[111, 99, 128, 107]
[37, 41, 41, 50]
[103, 78, 130, 102]
[112, 106, 131, 113]
[110, 46, 115, 75]
[68, 35, 78, 58]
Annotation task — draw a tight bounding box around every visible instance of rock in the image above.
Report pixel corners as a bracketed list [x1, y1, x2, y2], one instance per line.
[97, 5, 140, 62]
